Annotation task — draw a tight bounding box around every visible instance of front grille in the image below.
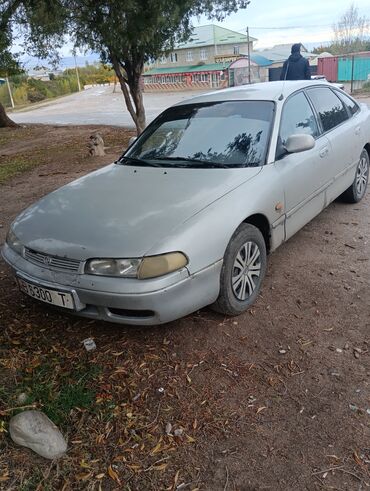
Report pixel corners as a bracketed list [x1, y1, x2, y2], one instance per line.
[24, 248, 81, 273]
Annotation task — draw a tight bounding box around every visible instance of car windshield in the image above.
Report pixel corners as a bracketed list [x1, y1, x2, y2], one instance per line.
[121, 101, 274, 168]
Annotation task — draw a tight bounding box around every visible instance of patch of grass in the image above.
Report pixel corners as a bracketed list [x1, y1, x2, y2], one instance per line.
[19, 363, 100, 426]
[0, 157, 41, 184]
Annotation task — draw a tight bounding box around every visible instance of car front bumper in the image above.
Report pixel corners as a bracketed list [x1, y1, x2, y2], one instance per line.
[1, 244, 222, 325]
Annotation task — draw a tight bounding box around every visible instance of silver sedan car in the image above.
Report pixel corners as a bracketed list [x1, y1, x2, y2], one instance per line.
[2, 81, 370, 325]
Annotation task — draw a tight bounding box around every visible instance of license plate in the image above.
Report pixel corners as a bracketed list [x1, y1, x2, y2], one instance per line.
[17, 278, 75, 310]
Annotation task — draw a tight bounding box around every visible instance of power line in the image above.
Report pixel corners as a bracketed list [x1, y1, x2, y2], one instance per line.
[239, 24, 333, 30]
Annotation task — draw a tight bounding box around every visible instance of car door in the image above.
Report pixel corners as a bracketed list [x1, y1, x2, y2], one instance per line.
[336, 89, 363, 164]
[305, 86, 354, 204]
[274, 90, 331, 240]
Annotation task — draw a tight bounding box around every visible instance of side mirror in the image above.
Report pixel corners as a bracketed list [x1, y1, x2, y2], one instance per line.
[128, 136, 137, 146]
[284, 134, 315, 154]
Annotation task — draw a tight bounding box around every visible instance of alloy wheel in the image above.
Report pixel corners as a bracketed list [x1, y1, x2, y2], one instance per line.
[356, 153, 369, 198]
[231, 241, 262, 301]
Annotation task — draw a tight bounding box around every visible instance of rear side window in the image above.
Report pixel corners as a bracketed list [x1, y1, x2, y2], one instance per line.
[279, 91, 319, 146]
[306, 87, 348, 132]
[336, 91, 360, 117]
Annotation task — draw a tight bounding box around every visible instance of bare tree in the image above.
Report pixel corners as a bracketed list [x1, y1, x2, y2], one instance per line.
[332, 3, 370, 53]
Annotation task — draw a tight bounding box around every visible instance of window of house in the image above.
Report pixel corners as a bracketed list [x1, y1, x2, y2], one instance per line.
[200, 49, 208, 61]
[159, 56, 167, 64]
[186, 51, 193, 62]
[233, 46, 240, 55]
[170, 53, 178, 63]
[278, 91, 319, 155]
[306, 87, 349, 132]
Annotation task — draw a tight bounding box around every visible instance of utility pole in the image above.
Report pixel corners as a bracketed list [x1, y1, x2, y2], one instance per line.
[5, 77, 15, 108]
[247, 27, 251, 84]
[74, 54, 82, 91]
[350, 54, 355, 94]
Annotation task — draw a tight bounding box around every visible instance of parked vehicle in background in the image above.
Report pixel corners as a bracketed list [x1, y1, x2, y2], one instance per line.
[311, 74, 345, 90]
[2, 81, 370, 325]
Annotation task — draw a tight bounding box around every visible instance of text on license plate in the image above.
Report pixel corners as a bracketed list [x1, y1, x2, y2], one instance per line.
[17, 278, 75, 310]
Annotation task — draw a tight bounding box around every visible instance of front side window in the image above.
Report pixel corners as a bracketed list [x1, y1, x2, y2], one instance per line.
[306, 87, 348, 132]
[186, 51, 193, 62]
[123, 101, 274, 168]
[279, 91, 319, 147]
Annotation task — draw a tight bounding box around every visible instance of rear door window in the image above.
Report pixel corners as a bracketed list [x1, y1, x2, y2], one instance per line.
[336, 91, 360, 117]
[306, 87, 349, 132]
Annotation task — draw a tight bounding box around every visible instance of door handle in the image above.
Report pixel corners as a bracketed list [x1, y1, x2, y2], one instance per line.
[355, 127, 361, 135]
[319, 147, 329, 158]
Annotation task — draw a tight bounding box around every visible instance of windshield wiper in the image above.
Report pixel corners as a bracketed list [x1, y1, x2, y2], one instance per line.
[116, 156, 163, 167]
[153, 157, 230, 168]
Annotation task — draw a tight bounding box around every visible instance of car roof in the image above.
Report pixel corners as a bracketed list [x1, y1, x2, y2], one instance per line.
[174, 80, 331, 106]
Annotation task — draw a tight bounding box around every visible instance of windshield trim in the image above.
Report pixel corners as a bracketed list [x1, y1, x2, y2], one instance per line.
[118, 100, 275, 169]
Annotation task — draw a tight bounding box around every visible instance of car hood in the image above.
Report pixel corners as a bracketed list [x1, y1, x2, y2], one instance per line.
[12, 163, 261, 260]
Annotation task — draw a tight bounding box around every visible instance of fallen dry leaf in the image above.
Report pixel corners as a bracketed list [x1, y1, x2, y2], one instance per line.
[108, 465, 121, 484]
[152, 463, 168, 471]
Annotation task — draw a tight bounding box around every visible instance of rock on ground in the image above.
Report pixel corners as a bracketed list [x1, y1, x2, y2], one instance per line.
[9, 410, 67, 459]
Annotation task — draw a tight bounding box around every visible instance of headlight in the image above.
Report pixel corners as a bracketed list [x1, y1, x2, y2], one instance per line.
[85, 252, 188, 279]
[138, 252, 188, 279]
[6, 229, 23, 255]
[85, 258, 140, 277]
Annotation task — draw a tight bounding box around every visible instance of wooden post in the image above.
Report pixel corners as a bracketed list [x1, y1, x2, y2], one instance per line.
[74, 55, 81, 91]
[6, 77, 15, 108]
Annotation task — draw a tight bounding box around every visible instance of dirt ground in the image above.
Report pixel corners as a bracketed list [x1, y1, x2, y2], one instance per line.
[0, 125, 369, 491]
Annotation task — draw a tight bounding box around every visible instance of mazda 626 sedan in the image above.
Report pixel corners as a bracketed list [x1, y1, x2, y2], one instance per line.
[2, 81, 370, 325]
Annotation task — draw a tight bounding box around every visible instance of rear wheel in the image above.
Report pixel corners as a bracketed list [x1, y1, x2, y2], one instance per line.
[341, 149, 369, 203]
[212, 223, 267, 316]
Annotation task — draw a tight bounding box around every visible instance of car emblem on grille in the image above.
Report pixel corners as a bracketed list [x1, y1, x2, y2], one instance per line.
[43, 255, 52, 265]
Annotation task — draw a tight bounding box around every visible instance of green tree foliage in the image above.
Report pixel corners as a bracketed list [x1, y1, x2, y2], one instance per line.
[64, 63, 115, 86]
[0, 0, 71, 126]
[1, 0, 250, 133]
[65, 0, 251, 133]
[0, 1, 23, 126]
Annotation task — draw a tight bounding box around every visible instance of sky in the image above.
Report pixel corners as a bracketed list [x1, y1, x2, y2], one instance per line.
[193, 0, 370, 49]
[20, 0, 370, 69]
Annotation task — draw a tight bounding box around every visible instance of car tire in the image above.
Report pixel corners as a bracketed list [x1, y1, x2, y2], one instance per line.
[212, 223, 267, 316]
[341, 148, 369, 203]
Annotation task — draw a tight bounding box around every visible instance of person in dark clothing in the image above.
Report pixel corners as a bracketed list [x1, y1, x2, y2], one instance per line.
[280, 43, 311, 80]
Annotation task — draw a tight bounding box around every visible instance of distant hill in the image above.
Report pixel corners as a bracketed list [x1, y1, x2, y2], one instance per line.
[20, 53, 101, 72]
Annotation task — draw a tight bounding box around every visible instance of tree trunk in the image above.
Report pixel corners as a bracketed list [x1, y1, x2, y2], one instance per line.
[110, 55, 146, 135]
[130, 79, 146, 135]
[0, 102, 19, 128]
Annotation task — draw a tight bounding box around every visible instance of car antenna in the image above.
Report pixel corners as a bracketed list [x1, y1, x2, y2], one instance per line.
[279, 60, 289, 101]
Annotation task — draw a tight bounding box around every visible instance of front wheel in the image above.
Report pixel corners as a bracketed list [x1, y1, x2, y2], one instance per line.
[212, 223, 267, 316]
[341, 149, 369, 203]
